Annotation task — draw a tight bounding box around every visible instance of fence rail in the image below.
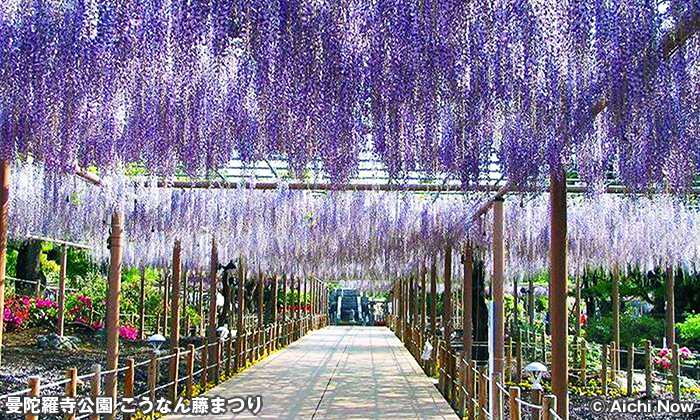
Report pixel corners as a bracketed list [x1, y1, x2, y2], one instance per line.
[0, 314, 329, 419]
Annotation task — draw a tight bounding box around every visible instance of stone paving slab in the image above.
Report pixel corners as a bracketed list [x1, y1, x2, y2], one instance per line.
[166, 326, 460, 420]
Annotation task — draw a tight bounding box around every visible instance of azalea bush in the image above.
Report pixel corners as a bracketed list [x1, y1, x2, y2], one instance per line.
[3, 296, 58, 331]
[3, 296, 31, 331]
[654, 347, 693, 370]
[119, 325, 139, 341]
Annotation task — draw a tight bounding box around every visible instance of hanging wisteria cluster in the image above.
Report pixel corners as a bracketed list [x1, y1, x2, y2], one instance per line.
[9, 163, 480, 288]
[497, 194, 700, 280]
[1, 0, 699, 190]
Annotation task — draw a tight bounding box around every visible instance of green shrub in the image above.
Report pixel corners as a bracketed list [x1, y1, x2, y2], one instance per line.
[586, 313, 665, 347]
[678, 313, 700, 348]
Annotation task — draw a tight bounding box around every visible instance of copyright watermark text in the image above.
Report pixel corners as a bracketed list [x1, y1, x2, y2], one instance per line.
[589, 398, 697, 415]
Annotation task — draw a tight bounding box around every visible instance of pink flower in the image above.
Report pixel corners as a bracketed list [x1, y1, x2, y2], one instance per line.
[119, 325, 139, 341]
[658, 348, 670, 358]
[679, 347, 692, 359]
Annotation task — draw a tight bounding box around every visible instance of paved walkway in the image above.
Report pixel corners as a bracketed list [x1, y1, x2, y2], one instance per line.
[167, 326, 460, 420]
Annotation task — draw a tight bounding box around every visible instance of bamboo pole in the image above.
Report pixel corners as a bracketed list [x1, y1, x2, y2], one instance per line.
[57, 245, 68, 336]
[105, 212, 123, 408]
[0, 162, 9, 367]
[549, 168, 569, 420]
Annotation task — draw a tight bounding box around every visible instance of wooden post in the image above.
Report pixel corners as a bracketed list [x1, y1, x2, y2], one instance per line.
[0, 162, 9, 366]
[467, 360, 476, 420]
[666, 265, 675, 347]
[215, 339, 222, 384]
[65, 368, 78, 420]
[170, 347, 180, 401]
[478, 366, 487, 420]
[444, 247, 453, 348]
[124, 358, 135, 420]
[170, 240, 182, 349]
[514, 276, 519, 335]
[198, 273, 204, 335]
[236, 255, 246, 371]
[105, 212, 123, 407]
[420, 263, 427, 352]
[531, 389, 542, 420]
[612, 268, 620, 373]
[493, 198, 505, 420]
[272, 274, 278, 349]
[463, 243, 473, 362]
[528, 277, 534, 324]
[506, 337, 513, 383]
[672, 343, 680, 401]
[258, 271, 264, 358]
[161, 270, 169, 336]
[510, 387, 521, 420]
[601, 344, 608, 395]
[282, 274, 287, 346]
[645, 340, 652, 397]
[26, 376, 40, 420]
[200, 344, 208, 388]
[549, 168, 568, 420]
[627, 343, 634, 396]
[516, 338, 523, 382]
[185, 344, 195, 399]
[574, 275, 581, 338]
[208, 238, 218, 368]
[542, 395, 556, 420]
[580, 342, 587, 385]
[148, 354, 157, 401]
[225, 335, 233, 376]
[57, 245, 68, 336]
[139, 267, 146, 340]
[430, 257, 437, 375]
[90, 365, 101, 420]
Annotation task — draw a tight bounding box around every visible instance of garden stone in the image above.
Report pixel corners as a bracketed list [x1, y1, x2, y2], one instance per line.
[37, 334, 80, 351]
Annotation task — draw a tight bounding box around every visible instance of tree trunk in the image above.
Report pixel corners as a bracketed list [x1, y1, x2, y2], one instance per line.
[16, 240, 45, 295]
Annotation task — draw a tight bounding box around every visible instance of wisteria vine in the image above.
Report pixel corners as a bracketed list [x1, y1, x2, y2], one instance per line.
[1, 0, 699, 191]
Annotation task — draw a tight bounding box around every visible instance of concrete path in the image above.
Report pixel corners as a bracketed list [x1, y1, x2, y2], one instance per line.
[166, 326, 460, 420]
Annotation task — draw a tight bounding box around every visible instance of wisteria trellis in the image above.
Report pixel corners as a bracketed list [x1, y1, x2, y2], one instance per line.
[10, 163, 700, 289]
[1, 0, 699, 191]
[9, 163, 480, 289]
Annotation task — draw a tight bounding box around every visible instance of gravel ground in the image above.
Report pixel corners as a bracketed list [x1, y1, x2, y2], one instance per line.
[0, 327, 153, 396]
